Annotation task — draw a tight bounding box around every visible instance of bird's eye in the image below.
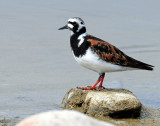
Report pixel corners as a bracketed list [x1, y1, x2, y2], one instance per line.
[81, 22, 83, 24]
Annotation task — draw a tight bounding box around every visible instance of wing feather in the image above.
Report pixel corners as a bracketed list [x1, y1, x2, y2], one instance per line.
[86, 35, 154, 70]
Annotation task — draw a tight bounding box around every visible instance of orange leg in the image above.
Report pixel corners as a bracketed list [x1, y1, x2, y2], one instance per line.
[98, 73, 105, 89]
[79, 73, 105, 90]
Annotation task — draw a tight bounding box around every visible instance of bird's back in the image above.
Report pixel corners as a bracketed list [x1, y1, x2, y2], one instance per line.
[85, 35, 154, 71]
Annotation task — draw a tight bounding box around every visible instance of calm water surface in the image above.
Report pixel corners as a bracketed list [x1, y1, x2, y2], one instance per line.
[0, 0, 160, 119]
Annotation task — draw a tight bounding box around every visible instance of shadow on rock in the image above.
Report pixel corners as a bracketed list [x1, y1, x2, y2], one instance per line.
[61, 88, 142, 119]
[61, 88, 160, 126]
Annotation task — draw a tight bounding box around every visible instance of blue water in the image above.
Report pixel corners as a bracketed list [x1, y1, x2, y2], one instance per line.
[0, 0, 160, 119]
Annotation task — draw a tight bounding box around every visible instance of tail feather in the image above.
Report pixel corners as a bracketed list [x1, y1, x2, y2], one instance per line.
[127, 56, 154, 71]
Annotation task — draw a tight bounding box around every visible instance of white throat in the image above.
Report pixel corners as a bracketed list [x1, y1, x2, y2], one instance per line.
[78, 32, 87, 47]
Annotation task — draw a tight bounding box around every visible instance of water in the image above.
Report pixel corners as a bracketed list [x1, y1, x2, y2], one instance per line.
[0, 0, 160, 119]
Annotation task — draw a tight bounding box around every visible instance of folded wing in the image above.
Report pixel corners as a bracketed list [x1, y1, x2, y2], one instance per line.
[86, 35, 154, 70]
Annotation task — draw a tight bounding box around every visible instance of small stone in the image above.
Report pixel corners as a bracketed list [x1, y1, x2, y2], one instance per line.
[16, 110, 115, 126]
[61, 88, 142, 118]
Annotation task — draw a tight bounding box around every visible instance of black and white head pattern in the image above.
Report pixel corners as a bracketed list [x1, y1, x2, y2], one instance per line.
[67, 17, 86, 34]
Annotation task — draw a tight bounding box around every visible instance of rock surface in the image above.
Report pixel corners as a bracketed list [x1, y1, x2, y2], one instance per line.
[16, 110, 115, 126]
[61, 88, 142, 118]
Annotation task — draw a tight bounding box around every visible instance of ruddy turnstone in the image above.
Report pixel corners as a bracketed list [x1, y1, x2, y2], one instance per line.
[59, 17, 154, 90]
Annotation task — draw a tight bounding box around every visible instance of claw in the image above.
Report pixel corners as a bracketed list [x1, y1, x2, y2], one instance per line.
[77, 73, 105, 90]
[98, 86, 105, 89]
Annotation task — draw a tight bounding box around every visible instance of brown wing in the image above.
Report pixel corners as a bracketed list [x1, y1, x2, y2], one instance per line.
[86, 35, 154, 70]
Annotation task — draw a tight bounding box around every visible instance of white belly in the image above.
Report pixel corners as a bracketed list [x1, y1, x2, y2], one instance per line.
[73, 48, 134, 73]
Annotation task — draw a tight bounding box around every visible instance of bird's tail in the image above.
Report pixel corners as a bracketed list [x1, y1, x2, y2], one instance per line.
[127, 56, 154, 71]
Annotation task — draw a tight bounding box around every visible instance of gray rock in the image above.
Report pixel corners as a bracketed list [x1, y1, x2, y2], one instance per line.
[61, 88, 142, 118]
[16, 110, 115, 126]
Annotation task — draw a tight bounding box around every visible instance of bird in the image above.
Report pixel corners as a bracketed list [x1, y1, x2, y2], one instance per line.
[58, 17, 154, 90]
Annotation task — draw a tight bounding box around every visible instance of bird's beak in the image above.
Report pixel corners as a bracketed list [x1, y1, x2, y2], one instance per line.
[58, 25, 68, 30]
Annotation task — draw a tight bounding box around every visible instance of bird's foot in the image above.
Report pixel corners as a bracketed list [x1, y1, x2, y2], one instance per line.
[77, 86, 94, 90]
[98, 86, 105, 89]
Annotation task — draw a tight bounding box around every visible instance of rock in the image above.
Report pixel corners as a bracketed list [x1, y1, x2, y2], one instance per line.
[16, 110, 115, 126]
[107, 106, 160, 126]
[0, 117, 18, 126]
[61, 88, 142, 118]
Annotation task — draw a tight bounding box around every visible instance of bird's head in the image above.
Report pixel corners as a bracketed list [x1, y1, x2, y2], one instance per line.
[58, 17, 86, 34]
